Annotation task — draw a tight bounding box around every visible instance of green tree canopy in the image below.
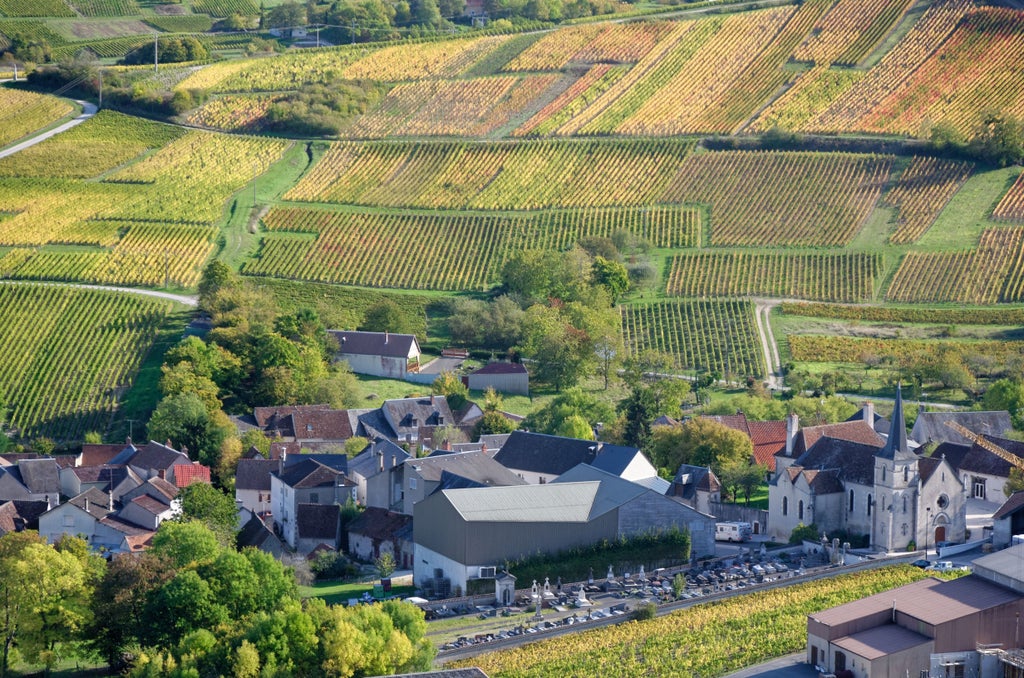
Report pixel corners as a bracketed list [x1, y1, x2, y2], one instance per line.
[648, 418, 753, 478]
[177, 483, 239, 546]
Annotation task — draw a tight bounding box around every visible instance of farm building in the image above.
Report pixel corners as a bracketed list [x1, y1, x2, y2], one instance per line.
[413, 465, 714, 595]
[807, 545, 1024, 678]
[466, 362, 529, 395]
[992, 491, 1024, 549]
[328, 330, 421, 379]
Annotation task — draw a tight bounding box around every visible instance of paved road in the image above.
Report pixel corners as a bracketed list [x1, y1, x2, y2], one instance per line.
[0, 100, 97, 160]
[0, 280, 197, 307]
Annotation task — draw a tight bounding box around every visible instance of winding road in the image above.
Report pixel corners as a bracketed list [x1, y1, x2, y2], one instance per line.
[0, 100, 98, 160]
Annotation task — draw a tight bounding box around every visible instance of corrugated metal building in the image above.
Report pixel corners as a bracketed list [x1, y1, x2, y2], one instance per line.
[413, 465, 715, 594]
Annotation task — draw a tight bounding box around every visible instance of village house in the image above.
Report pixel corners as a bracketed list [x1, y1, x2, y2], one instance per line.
[992, 491, 1024, 548]
[234, 458, 281, 515]
[328, 330, 421, 379]
[669, 464, 721, 516]
[702, 413, 788, 474]
[346, 506, 414, 569]
[0, 457, 60, 504]
[347, 438, 409, 509]
[933, 434, 1024, 503]
[0, 499, 47, 536]
[270, 458, 355, 551]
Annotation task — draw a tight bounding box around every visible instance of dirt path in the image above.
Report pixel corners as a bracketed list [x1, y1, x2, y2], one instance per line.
[0, 100, 97, 160]
[753, 300, 782, 388]
[0, 280, 197, 307]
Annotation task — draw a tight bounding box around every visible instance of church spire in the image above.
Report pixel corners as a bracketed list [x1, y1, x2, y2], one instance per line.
[878, 383, 913, 460]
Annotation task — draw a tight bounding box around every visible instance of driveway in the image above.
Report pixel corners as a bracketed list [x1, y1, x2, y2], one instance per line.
[720, 652, 818, 678]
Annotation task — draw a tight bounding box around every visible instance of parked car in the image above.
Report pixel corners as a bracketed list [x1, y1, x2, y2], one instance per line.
[910, 559, 931, 569]
[926, 561, 969, 572]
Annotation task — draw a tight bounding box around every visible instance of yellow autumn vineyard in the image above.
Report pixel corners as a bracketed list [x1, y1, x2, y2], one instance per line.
[450, 566, 932, 677]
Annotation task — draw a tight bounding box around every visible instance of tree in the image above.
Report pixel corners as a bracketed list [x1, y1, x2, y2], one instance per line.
[431, 371, 468, 410]
[178, 483, 239, 546]
[719, 460, 766, 504]
[969, 111, 1024, 167]
[0, 533, 89, 678]
[266, 1, 307, 27]
[473, 409, 518, 437]
[430, 424, 467, 450]
[150, 521, 221, 570]
[147, 392, 233, 469]
[360, 300, 414, 335]
[1006, 467, 1024, 498]
[344, 436, 370, 457]
[412, 0, 442, 26]
[554, 413, 594, 440]
[985, 378, 1024, 430]
[89, 552, 173, 666]
[523, 387, 615, 437]
[375, 552, 396, 580]
[591, 256, 630, 304]
[648, 418, 752, 478]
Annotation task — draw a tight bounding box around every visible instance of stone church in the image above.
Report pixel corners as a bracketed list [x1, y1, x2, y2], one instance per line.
[769, 386, 966, 551]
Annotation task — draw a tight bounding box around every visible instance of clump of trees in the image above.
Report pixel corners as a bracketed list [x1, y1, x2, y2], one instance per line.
[122, 37, 208, 66]
[930, 110, 1024, 167]
[265, 81, 390, 137]
[147, 262, 361, 483]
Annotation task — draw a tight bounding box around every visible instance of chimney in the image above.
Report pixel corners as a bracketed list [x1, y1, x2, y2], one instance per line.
[84, 497, 89, 513]
[430, 394, 436, 407]
[785, 412, 799, 456]
[443, 438, 451, 452]
[384, 331, 389, 344]
[165, 439, 173, 448]
[864, 401, 874, 427]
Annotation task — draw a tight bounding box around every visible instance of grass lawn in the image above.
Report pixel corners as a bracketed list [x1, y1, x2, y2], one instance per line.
[723, 482, 768, 509]
[299, 579, 416, 606]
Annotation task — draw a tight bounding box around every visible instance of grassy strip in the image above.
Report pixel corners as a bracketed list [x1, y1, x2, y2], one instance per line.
[299, 580, 416, 606]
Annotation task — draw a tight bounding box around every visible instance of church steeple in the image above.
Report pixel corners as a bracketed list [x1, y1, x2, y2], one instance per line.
[878, 384, 914, 460]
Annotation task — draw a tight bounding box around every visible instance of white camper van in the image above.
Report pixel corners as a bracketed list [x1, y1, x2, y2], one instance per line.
[715, 521, 752, 542]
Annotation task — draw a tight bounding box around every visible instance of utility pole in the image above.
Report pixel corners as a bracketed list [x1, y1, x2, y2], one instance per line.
[351, 20, 357, 44]
[97, 69, 102, 109]
[315, 25, 320, 48]
[154, 32, 159, 72]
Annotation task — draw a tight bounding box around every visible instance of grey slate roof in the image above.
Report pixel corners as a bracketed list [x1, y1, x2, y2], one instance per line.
[993, 491, 1024, 521]
[672, 464, 720, 501]
[237, 514, 281, 550]
[911, 410, 1012, 446]
[406, 450, 526, 487]
[296, 503, 340, 541]
[329, 330, 419, 358]
[67, 488, 113, 518]
[16, 458, 60, 494]
[471, 362, 527, 376]
[235, 459, 281, 491]
[275, 459, 346, 489]
[845, 406, 891, 435]
[349, 439, 409, 479]
[589, 446, 647, 476]
[791, 437, 881, 486]
[116, 440, 189, 472]
[493, 431, 640, 477]
[382, 396, 456, 439]
[938, 434, 1024, 478]
[282, 453, 348, 473]
[877, 385, 915, 461]
[346, 506, 412, 541]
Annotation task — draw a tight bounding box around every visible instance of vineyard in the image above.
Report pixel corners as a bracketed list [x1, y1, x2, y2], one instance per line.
[666, 252, 882, 303]
[0, 88, 72, 148]
[993, 171, 1024, 222]
[185, 94, 284, 133]
[886, 228, 1024, 304]
[284, 139, 693, 210]
[0, 0, 72, 16]
[68, 0, 140, 15]
[453, 566, 931, 678]
[0, 110, 182, 178]
[0, 283, 178, 440]
[341, 35, 513, 82]
[749, 66, 863, 133]
[883, 156, 973, 244]
[337, 75, 560, 139]
[664, 151, 891, 247]
[779, 303, 1024, 326]
[789, 335, 1024, 366]
[620, 300, 765, 377]
[502, 21, 680, 71]
[793, 0, 916, 66]
[244, 205, 699, 291]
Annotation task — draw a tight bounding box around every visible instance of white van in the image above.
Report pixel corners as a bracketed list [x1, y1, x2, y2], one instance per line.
[715, 522, 752, 542]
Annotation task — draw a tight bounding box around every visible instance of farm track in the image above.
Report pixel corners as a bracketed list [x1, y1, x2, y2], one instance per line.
[0, 280, 197, 307]
[754, 300, 782, 388]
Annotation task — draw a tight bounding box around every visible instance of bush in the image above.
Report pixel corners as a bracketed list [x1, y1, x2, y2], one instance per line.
[310, 550, 358, 580]
[633, 602, 657, 621]
[789, 523, 820, 545]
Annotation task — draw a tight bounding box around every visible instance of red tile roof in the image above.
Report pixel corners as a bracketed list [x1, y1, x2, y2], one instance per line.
[79, 444, 127, 466]
[173, 463, 211, 488]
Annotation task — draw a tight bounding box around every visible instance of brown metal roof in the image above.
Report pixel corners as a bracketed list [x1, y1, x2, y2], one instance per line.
[832, 624, 931, 660]
[811, 575, 1022, 628]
